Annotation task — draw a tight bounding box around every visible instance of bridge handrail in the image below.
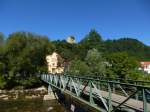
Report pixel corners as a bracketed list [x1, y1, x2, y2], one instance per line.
[64, 74, 150, 85]
[47, 73, 150, 84]
[63, 75, 150, 89]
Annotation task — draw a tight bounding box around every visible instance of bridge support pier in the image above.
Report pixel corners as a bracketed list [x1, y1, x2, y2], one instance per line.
[43, 84, 56, 100]
[48, 84, 53, 95]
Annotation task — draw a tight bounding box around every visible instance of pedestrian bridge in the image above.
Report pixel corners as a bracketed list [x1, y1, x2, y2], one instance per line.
[41, 74, 150, 112]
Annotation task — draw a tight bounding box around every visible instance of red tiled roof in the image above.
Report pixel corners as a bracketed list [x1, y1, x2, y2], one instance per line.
[140, 62, 150, 66]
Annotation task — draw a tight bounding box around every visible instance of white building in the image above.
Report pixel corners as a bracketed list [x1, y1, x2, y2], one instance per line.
[66, 36, 76, 44]
[46, 52, 64, 74]
[140, 62, 150, 74]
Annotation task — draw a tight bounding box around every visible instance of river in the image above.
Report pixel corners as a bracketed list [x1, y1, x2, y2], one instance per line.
[0, 86, 68, 112]
[0, 98, 66, 112]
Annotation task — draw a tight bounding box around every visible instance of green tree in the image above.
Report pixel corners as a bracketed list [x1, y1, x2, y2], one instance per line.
[128, 70, 145, 80]
[52, 40, 78, 61]
[0, 32, 4, 46]
[67, 59, 90, 75]
[0, 74, 6, 89]
[80, 29, 103, 46]
[106, 52, 139, 79]
[85, 48, 106, 76]
[79, 29, 104, 59]
[0, 62, 5, 74]
[3, 32, 53, 88]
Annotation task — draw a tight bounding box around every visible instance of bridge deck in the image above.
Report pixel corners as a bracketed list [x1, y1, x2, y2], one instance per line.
[101, 90, 150, 111]
[80, 84, 150, 111]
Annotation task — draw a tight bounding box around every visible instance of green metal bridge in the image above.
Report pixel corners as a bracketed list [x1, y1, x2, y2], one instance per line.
[41, 74, 150, 112]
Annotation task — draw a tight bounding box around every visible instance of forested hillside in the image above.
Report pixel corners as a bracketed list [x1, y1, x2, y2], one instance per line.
[104, 38, 150, 61]
[0, 30, 150, 89]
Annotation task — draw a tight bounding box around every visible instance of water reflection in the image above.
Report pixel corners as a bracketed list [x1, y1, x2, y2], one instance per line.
[0, 98, 66, 112]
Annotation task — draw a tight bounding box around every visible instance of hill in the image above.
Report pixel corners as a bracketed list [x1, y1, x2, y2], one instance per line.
[104, 38, 150, 61]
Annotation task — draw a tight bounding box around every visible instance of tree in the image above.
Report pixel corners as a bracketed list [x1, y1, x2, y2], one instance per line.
[79, 29, 104, 59]
[85, 48, 106, 76]
[0, 32, 4, 46]
[67, 59, 90, 75]
[52, 40, 78, 61]
[106, 52, 139, 79]
[0, 62, 5, 74]
[80, 29, 103, 45]
[0, 74, 6, 89]
[3, 32, 53, 88]
[128, 70, 145, 80]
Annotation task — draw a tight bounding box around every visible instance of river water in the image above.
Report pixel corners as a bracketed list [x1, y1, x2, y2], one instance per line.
[0, 98, 66, 112]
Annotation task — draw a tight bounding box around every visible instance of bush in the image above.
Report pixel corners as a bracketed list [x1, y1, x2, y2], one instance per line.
[0, 75, 6, 89]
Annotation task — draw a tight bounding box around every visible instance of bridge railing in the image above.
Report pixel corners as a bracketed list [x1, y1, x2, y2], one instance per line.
[41, 74, 150, 112]
[65, 74, 150, 86]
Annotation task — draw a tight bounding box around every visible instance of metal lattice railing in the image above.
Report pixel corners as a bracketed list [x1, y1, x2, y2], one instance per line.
[41, 74, 150, 112]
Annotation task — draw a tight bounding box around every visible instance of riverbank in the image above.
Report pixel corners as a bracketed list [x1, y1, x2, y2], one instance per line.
[0, 98, 66, 112]
[0, 86, 47, 100]
[0, 86, 67, 112]
[0, 88, 91, 112]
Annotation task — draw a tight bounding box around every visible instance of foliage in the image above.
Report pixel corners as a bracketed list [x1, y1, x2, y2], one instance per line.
[104, 38, 150, 61]
[5, 32, 51, 75]
[128, 70, 145, 80]
[0, 30, 150, 89]
[0, 75, 6, 89]
[68, 48, 106, 76]
[80, 29, 103, 46]
[79, 29, 104, 59]
[17, 76, 42, 89]
[85, 48, 106, 76]
[67, 59, 90, 75]
[106, 52, 139, 79]
[0, 32, 4, 46]
[0, 32, 53, 89]
[52, 40, 78, 61]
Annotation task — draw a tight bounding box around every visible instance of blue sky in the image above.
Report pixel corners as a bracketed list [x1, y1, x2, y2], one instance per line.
[0, 0, 150, 45]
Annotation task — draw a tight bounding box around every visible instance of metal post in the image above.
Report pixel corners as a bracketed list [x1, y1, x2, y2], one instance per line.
[143, 88, 147, 112]
[46, 74, 47, 81]
[135, 82, 138, 100]
[48, 84, 52, 95]
[59, 76, 62, 89]
[135, 88, 138, 100]
[112, 83, 115, 93]
[89, 80, 94, 105]
[97, 81, 100, 90]
[70, 77, 72, 92]
[48, 75, 50, 82]
[108, 82, 112, 112]
[77, 78, 81, 97]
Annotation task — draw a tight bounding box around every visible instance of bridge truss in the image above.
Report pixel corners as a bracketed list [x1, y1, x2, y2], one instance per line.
[41, 74, 150, 112]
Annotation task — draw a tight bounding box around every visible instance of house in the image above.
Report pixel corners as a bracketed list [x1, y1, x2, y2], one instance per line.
[139, 62, 150, 74]
[46, 52, 64, 74]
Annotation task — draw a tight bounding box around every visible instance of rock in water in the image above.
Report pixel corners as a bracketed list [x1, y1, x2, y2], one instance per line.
[47, 106, 53, 112]
[43, 93, 56, 100]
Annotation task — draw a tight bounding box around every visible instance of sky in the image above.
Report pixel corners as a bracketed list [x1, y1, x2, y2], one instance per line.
[0, 0, 150, 45]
